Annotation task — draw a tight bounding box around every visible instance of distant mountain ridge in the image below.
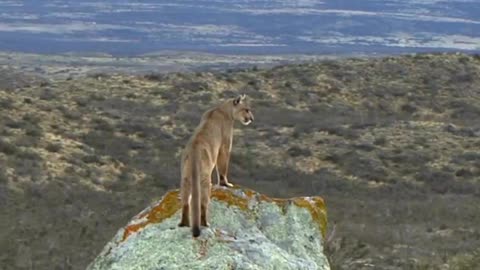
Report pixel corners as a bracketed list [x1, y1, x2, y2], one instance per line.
[0, 0, 479, 56]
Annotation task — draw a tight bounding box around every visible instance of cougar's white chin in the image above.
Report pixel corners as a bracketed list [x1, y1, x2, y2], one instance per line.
[242, 120, 252, 125]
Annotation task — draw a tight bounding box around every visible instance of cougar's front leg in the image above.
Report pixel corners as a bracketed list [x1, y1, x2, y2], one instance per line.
[217, 145, 233, 187]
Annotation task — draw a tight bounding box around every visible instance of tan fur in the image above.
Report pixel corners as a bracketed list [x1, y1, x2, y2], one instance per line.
[178, 94, 254, 237]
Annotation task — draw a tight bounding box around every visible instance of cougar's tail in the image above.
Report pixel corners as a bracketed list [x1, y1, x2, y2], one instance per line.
[191, 148, 201, 237]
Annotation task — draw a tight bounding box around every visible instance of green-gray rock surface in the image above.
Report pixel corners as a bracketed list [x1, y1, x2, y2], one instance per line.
[87, 186, 329, 270]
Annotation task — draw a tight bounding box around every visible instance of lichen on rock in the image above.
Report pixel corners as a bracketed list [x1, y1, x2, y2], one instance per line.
[87, 185, 329, 270]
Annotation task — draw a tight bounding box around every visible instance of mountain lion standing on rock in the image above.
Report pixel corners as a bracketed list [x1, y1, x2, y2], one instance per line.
[178, 94, 254, 237]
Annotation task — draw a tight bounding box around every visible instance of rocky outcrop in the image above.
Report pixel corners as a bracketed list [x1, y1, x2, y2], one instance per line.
[87, 185, 329, 270]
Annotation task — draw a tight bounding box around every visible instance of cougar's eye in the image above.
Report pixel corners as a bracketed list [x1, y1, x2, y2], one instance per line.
[245, 109, 250, 113]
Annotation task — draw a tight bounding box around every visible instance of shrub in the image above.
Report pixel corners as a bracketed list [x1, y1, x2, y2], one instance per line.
[416, 168, 455, 194]
[25, 124, 43, 137]
[0, 97, 14, 110]
[0, 170, 7, 184]
[91, 117, 115, 132]
[81, 154, 100, 164]
[39, 88, 57, 100]
[0, 139, 17, 155]
[144, 73, 167, 81]
[287, 146, 312, 157]
[5, 119, 23, 129]
[45, 143, 62, 153]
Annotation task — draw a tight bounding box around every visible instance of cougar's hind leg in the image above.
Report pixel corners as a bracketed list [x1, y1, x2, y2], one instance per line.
[178, 178, 190, 227]
[200, 180, 211, 227]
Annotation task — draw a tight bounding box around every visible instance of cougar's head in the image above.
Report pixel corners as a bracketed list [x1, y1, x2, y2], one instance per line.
[232, 94, 254, 125]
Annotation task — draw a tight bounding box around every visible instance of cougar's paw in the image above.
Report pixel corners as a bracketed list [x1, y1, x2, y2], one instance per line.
[178, 221, 189, 227]
[220, 181, 234, 187]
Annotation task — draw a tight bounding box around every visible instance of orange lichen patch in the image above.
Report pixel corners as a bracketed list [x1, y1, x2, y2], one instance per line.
[292, 197, 327, 238]
[215, 185, 328, 238]
[257, 193, 327, 237]
[122, 190, 181, 241]
[242, 188, 257, 198]
[121, 185, 327, 242]
[257, 193, 287, 204]
[211, 187, 250, 211]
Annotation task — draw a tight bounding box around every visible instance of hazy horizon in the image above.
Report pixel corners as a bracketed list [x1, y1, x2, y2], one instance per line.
[0, 0, 479, 56]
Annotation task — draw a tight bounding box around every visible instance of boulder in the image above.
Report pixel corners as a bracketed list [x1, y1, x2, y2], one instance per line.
[87, 185, 329, 270]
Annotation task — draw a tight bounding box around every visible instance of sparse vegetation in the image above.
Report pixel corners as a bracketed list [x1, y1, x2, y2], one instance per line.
[448, 248, 480, 270]
[0, 97, 14, 110]
[1, 53, 480, 270]
[0, 139, 17, 155]
[45, 142, 62, 153]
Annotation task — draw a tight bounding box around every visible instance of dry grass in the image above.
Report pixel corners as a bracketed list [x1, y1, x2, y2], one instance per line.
[1, 53, 480, 269]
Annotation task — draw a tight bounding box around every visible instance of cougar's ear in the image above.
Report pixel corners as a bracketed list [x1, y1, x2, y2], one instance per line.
[233, 94, 244, 106]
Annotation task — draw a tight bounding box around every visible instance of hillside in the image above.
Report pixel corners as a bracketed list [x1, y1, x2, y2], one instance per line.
[1, 53, 480, 269]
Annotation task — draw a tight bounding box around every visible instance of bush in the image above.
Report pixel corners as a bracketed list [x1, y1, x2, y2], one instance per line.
[5, 118, 23, 129]
[0, 139, 17, 155]
[16, 149, 40, 160]
[0, 97, 14, 110]
[174, 81, 209, 92]
[325, 236, 370, 270]
[39, 88, 57, 100]
[144, 73, 167, 81]
[416, 168, 455, 194]
[81, 154, 100, 164]
[45, 143, 62, 153]
[287, 146, 312, 157]
[73, 97, 89, 107]
[0, 170, 7, 184]
[91, 117, 115, 132]
[25, 124, 43, 137]
[57, 105, 83, 120]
